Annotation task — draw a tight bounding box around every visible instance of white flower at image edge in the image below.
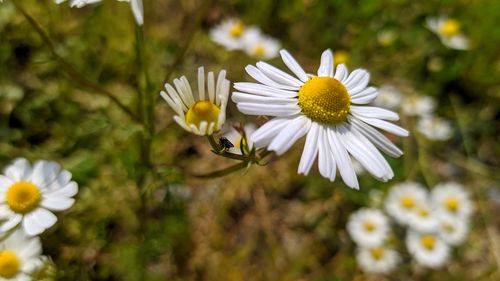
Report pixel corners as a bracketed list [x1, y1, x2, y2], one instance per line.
[232, 49, 408, 189]
[55, 0, 144, 25]
[357, 246, 399, 274]
[0, 158, 78, 236]
[347, 208, 390, 247]
[0, 229, 45, 280]
[160, 67, 230, 136]
[406, 230, 450, 268]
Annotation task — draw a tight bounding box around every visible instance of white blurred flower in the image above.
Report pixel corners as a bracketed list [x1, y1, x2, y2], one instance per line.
[210, 19, 258, 51]
[0, 158, 78, 236]
[160, 67, 230, 136]
[55, 0, 143, 25]
[401, 95, 436, 117]
[232, 49, 408, 189]
[431, 182, 473, 218]
[0, 229, 45, 280]
[417, 116, 452, 141]
[438, 213, 469, 246]
[223, 123, 257, 155]
[407, 203, 439, 233]
[357, 245, 400, 274]
[377, 30, 397, 46]
[426, 17, 470, 50]
[406, 230, 450, 268]
[242, 29, 280, 60]
[385, 182, 428, 225]
[373, 84, 402, 110]
[347, 208, 390, 247]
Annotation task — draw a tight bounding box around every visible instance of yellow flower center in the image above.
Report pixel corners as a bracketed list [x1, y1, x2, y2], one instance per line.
[417, 208, 429, 217]
[370, 247, 384, 260]
[400, 196, 414, 209]
[363, 220, 376, 232]
[253, 44, 266, 57]
[420, 235, 436, 250]
[0, 251, 20, 278]
[185, 100, 220, 130]
[229, 22, 245, 38]
[298, 77, 351, 124]
[440, 19, 460, 37]
[334, 50, 349, 65]
[6, 181, 41, 214]
[445, 197, 459, 212]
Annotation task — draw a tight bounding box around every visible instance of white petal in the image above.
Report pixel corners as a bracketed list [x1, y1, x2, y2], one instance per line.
[233, 82, 298, 98]
[356, 116, 409, 137]
[41, 196, 75, 211]
[231, 92, 297, 105]
[350, 106, 399, 121]
[350, 87, 378, 104]
[207, 71, 215, 103]
[4, 158, 31, 181]
[268, 116, 311, 155]
[298, 122, 320, 175]
[344, 69, 369, 91]
[256, 61, 304, 87]
[47, 181, 78, 198]
[251, 117, 293, 148]
[317, 49, 334, 77]
[22, 213, 45, 236]
[317, 127, 336, 181]
[236, 103, 301, 117]
[334, 64, 348, 82]
[215, 70, 227, 106]
[130, 0, 144, 25]
[350, 117, 403, 157]
[245, 65, 299, 90]
[329, 128, 359, 189]
[30, 161, 60, 189]
[0, 175, 14, 192]
[0, 214, 22, 233]
[197, 66, 205, 100]
[280, 50, 309, 82]
[32, 208, 57, 228]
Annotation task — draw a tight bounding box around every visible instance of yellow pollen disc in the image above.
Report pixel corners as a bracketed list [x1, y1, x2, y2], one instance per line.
[363, 221, 376, 232]
[0, 251, 20, 278]
[298, 77, 351, 124]
[334, 50, 349, 65]
[440, 19, 460, 37]
[400, 196, 415, 209]
[229, 22, 245, 38]
[370, 247, 384, 260]
[417, 208, 429, 217]
[420, 235, 436, 250]
[6, 181, 41, 214]
[253, 44, 266, 57]
[445, 197, 459, 212]
[185, 100, 220, 129]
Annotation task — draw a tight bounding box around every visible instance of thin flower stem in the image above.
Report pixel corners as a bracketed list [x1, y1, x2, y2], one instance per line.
[193, 162, 249, 179]
[12, 1, 141, 123]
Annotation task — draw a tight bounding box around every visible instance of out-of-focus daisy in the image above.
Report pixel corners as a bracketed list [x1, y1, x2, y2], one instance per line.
[334, 50, 349, 65]
[417, 116, 452, 141]
[406, 230, 450, 268]
[431, 182, 473, 218]
[385, 182, 428, 224]
[0, 158, 78, 236]
[232, 49, 408, 189]
[401, 95, 436, 117]
[426, 17, 470, 50]
[377, 30, 397, 46]
[210, 18, 256, 51]
[242, 30, 280, 60]
[347, 208, 390, 247]
[438, 213, 469, 246]
[356, 245, 399, 274]
[55, 0, 144, 25]
[0, 229, 44, 280]
[407, 203, 439, 233]
[160, 66, 230, 136]
[373, 84, 402, 110]
[223, 123, 257, 155]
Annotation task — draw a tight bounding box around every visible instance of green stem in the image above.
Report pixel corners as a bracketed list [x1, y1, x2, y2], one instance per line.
[193, 162, 249, 179]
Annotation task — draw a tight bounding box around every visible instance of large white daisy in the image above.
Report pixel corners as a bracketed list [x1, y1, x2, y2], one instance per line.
[406, 230, 450, 268]
[347, 208, 390, 247]
[385, 182, 428, 225]
[0, 229, 44, 280]
[356, 245, 399, 274]
[431, 182, 473, 219]
[0, 158, 78, 236]
[160, 66, 230, 136]
[55, 0, 144, 25]
[232, 49, 408, 189]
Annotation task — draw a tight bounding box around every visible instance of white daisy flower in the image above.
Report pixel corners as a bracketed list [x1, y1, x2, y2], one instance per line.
[0, 158, 78, 236]
[426, 16, 470, 50]
[232, 49, 408, 189]
[406, 203, 439, 233]
[223, 123, 257, 155]
[431, 182, 473, 218]
[242, 29, 280, 60]
[417, 116, 452, 141]
[347, 208, 390, 247]
[385, 182, 428, 225]
[56, 0, 143, 25]
[438, 213, 469, 246]
[210, 19, 258, 51]
[0, 229, 44, 280]
[401, 95, 436, 117]
[160, 66, 230, 136]
[406, 230, 450, 268]
[372, 84, 402, 110]
[356, 245, 400, 274]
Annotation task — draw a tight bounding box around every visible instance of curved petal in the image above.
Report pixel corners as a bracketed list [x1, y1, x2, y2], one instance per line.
[22, 212, 45, 236]
[32, 208, 57, 229]
[251, 117, 293, 148]
[280, 50, 309, 82]
[329, 128, 359, 189]
[256, 61, 304, 87]
[298, 122, 320, 175]
[236, 103, 301, 117]
[245, 65, 299, 91]
[233, 82, 298, 98]
[268, 116, 311, 155]
[350, 106, 399, 121]
[41, 196, 75, 211]
[317, 49, 334, 77]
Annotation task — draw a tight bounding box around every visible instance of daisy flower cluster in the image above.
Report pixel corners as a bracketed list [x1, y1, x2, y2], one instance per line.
[375, 85, 453, 141]
[347, 181, 472, 273]
[210, 18, 280, 59]
[426, 16, 470, 50]
[0, 158, 78, 280]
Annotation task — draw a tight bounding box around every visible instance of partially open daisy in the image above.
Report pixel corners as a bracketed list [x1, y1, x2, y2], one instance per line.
[0, 158, 78, 236]
[160, 66, 230, 136]
[426, 16, 470, 50]
[385, 182, 428, 225]
[431, 182, 473, 218]
[417, 116, 452, 141]
[347, 208, 390, 247]
[210, 18, 258, 51]
[0, 229, 44, 280]
[406, 230, 450, 268]
[55, 0, 144, 25]
[356, 245, 399, 274]
[232, 49, 408, 188]
[223, 123, 257, 155]
[242, 30, 280, 60]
